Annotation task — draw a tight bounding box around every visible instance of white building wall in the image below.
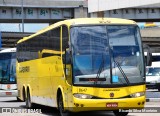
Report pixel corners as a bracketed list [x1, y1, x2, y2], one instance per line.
[88, 0, 160, 13]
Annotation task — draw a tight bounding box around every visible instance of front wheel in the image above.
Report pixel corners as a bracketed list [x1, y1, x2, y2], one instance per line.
[113, 110, 129, 116]
[58, 94, 71, 116]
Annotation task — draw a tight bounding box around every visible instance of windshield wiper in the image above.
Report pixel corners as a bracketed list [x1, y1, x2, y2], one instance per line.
[109, 46, 130, 85]
[113, 59, 130, 85]
[96, 54, 105, 79]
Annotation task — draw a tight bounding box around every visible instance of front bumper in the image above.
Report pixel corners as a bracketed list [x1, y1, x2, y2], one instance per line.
[67, 96, 146, 112]
[0, 90, 18, 97]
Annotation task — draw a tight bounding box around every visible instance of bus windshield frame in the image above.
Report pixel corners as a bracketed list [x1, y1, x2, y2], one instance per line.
[0, 52, 16, 84]
[70, 25, 145, 87]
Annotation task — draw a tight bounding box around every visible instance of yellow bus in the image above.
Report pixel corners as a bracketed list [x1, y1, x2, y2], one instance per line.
[17, 18, 148, 116]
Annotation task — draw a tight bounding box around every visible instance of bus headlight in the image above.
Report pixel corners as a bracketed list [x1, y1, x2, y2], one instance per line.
[73, 93, 93, 99]
[130, 92, 145, 98]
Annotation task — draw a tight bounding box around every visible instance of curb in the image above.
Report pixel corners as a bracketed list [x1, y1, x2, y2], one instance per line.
[146, 98, 160, 102]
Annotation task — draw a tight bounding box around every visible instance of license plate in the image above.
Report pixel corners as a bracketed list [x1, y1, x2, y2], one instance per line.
[6, 92, 12, 95]
[106, 103, 118, 107]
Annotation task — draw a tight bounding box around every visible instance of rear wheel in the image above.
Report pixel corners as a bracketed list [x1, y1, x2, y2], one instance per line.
[23, 88, 26, 102]
[113, 110, 129, 116]
[58, 94, 71, 116]
[26, 90, 33, 108]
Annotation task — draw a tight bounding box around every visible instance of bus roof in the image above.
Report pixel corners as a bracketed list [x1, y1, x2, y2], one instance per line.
[0, 48, 16, 53]
[17, 18, 136, 44]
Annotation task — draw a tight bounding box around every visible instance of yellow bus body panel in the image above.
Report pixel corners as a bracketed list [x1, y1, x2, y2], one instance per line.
[16, 18, 145, 112]
[69, 85, 145, 112]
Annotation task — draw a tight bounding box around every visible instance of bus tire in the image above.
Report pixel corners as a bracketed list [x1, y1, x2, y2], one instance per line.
[58, 94, 71, 116]
[16, 97, 22, 102]
[113, 110, 129, 116]
[26, 90, 32, 108]
[23, 87, 26, 102]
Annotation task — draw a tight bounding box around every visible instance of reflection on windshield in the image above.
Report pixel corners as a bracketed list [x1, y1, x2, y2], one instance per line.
[0, 52, 16, 84]
[146, 67, 160, 76]
[70, 25, 144, 86]
[108, 26, 144, 84]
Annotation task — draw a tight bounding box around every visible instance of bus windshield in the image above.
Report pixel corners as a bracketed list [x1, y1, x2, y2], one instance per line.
[0, 52, 16, 84]
[71, 25, 144, 86]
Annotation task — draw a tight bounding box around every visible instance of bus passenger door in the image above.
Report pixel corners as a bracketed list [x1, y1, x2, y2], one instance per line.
[63, 49, 73, 108]
[65, 64, 73, 108]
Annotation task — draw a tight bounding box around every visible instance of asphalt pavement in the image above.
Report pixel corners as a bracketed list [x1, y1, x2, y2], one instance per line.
[0, 89, 160, 116]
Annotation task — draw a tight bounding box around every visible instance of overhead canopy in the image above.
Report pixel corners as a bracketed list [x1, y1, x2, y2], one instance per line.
[1, 32, 33, 48]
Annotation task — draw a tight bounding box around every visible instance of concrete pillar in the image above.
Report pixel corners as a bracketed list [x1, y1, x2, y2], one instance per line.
[74, 6, 88, 18]
[97, 11, 104, 17]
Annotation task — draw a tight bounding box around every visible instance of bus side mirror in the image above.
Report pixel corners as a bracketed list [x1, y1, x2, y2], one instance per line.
[65, 48, 71, 64]
[143, 44, 152, 66]
[146, 52, 152, 66]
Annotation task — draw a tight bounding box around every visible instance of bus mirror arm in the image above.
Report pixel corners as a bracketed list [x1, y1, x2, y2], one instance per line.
[64, 48, 67, 77]
[64, 48, 71, 77]
[143, 44, 152, 66]
[65, 46, 71, 64]
[147, 52, 152, 66]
